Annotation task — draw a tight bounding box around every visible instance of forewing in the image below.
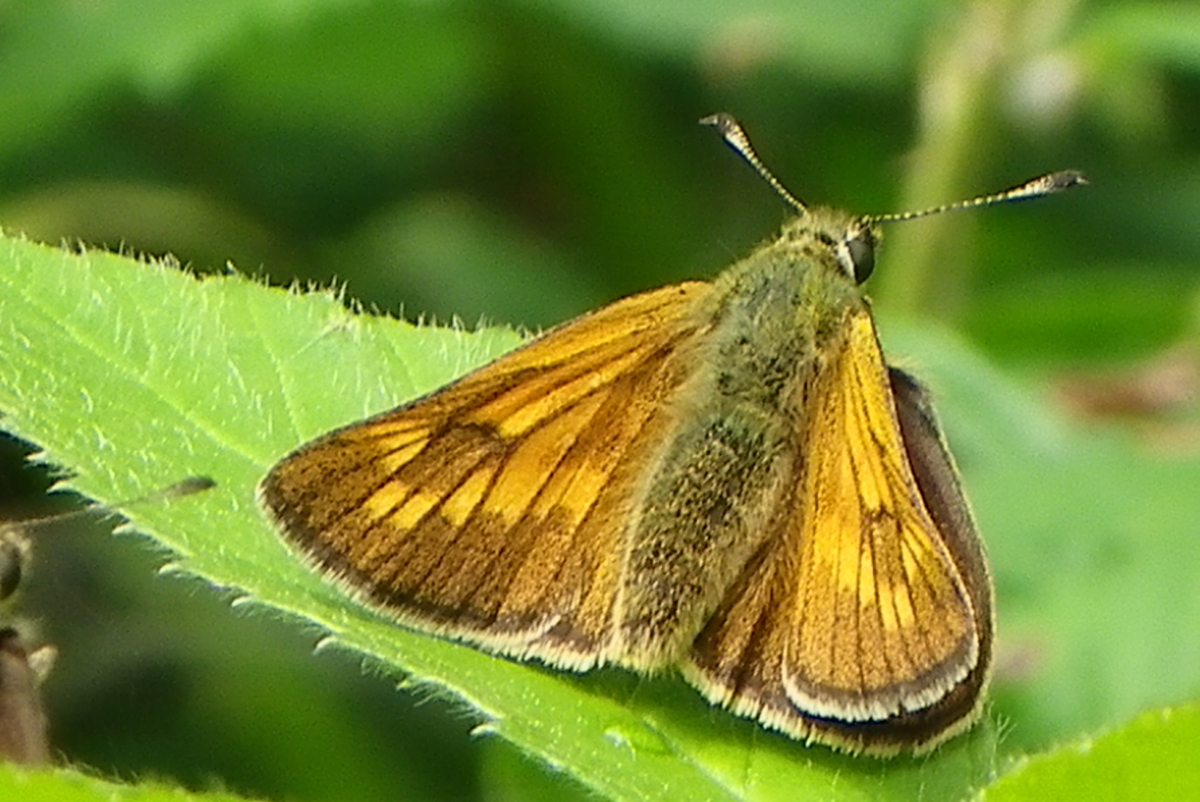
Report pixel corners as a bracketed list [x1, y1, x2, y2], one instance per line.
[686, 311, 986, 754]
[260, 283, 711, 669]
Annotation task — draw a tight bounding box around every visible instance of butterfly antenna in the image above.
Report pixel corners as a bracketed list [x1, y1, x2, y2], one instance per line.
[701, 113, 808, 215]
[866, 170, 1087, 224]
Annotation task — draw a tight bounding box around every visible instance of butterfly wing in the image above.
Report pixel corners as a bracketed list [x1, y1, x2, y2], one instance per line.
[260, 283, 712, 669]
[685, 310, 991, 754]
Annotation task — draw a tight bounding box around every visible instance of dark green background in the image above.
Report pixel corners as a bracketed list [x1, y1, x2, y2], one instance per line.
[0, 1, 1197, 800]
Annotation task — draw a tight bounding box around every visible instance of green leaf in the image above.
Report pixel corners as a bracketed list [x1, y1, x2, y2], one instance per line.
[980, 703, 1200, 801]
[0, 233, 1001, 800]
[0, 763, 263, 802]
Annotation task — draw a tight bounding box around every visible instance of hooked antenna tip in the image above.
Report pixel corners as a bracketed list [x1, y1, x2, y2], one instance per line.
[701, 112, 807, 215]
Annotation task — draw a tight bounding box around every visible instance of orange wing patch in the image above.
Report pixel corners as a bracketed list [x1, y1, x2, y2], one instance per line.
[261, 283, 711, 667]
[685, 310, 979, 747]
[786, 311, 977, 720]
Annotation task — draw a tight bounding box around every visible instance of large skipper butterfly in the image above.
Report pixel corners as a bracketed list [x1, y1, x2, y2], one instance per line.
[260, 115, 1083, 754]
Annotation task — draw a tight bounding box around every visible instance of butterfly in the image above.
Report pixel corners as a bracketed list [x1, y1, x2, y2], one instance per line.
[259, 113, 1083, 755]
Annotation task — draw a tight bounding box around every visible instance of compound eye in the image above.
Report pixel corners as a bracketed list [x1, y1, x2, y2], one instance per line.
[844, 227, 875, 283]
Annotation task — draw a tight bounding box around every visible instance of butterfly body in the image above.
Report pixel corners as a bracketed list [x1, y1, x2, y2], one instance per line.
[614, 208, 871, 665]
[260, 201, 993, 755]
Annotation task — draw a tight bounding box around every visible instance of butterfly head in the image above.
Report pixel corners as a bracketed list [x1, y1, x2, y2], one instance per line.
[776, 207, 881, 290]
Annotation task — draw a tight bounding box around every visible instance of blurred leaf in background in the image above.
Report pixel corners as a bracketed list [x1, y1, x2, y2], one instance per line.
[1, 0, 1199, 800]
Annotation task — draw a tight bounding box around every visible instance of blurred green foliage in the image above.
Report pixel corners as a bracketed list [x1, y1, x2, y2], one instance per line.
[1, 0, 1199, 800]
